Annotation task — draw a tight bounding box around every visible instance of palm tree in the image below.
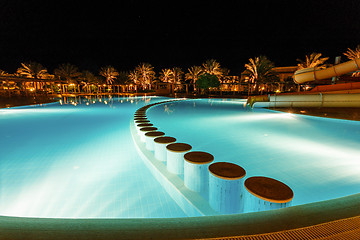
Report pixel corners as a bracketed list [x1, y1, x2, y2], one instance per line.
[0, 69, 10, 95]
[17, 62, 49, 79]
[296, 53, 329, 70]
[171, 67, 183, 84]
[159, 68, 173, 82]
[343, 45, 360, 77]
[79, 70, 99, 93]
[99, 65, 119, 85]
[17, 62, 51, 92]
[54, 63, 80, 83]
[128, 69, 140, 84]
[135, 62, 156, 89]
[117, 71, 131, 85]
[128, 70, 141, 92]
[244, 56, 279, 94]
[202, 59, 223, 78]
[116, 71, 131, 93]
[54, 63, 81, 93]
[185, 66, 203, 83]
[185, 66, 203, 91]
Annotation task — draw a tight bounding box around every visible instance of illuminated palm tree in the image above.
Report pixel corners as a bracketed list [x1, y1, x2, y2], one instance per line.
[17, 62, 49, 79]
[135, 62, 155, 89]
[17, 62, 51, 92]
[343, 45, 360, 77]
[128, 69, 141, 92]
[171, 67, 183, 84]
[159, 68, 173, 82]
[99, 65, 119, 85]
[128, 69, 140, 84]
[296, 53, 329, 70]
[202, 59, 223, 78]
[0, 70, 10, 95]
[185, 66, 203, 83]
[185, 65, 203, 89]
[245, 56, 278, 94]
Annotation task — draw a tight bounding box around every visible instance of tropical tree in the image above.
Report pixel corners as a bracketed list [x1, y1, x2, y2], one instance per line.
[171, 67, 183, 83]
[135, 62, 156, 89]
[296, 52, 329, 70]
[117, 71, 131, 85]
[343, 44, 360, 77]
[202, 59, 223, 78]
[195, 73, 220, 94]
[159, 68, 173, 82]
[99, 65, 119, 85]
[128, 69, 141, 85]
[17, 62, 49, 79]
[185, 66, 203, 84]
[54, 63, 81, 93]
[17, 62, 52, 92]
[244, 56, 279, 94]
[0, 70, 10, 94]
[80, 70, 98, 84]
[54, 63, 80, 83]
[79, 70, 99, 93]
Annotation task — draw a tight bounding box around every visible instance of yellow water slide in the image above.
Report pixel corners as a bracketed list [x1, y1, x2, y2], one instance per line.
[293, 58, 360, 84]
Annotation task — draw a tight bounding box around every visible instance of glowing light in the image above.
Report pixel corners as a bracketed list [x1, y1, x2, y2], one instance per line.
[221, 112, 297, 123]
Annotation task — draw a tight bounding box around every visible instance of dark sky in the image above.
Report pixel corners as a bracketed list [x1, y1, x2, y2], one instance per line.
[0, 0, 360, 75]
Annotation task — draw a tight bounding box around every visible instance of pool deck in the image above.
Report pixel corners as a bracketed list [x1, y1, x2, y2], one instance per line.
[271, 107, 360, 121]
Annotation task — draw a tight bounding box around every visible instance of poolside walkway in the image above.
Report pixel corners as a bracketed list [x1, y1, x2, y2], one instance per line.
[206, 215, 360, 239]
[272, 107, 360, 121]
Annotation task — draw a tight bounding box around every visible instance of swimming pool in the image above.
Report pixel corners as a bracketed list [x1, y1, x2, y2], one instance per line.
[1, 96, 359, 218]
[147, 99, 360, 208]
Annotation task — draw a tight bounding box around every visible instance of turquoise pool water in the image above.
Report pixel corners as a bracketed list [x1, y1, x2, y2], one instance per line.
[1, 96, 360, 218]
[0, 96, 186, 218]
[148, 99, 360, 208]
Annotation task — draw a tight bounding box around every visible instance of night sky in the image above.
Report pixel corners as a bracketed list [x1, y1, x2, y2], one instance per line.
[0, 0, 360, 75]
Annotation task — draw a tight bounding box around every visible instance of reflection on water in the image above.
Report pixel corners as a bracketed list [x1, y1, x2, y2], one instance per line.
[59, 95, 155, 107]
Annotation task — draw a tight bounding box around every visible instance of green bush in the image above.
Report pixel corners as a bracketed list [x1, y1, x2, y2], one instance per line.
[195, 73, 220, 90]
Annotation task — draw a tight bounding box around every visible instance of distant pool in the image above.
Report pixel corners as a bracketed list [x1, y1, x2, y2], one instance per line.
[1, 96, 360, 218]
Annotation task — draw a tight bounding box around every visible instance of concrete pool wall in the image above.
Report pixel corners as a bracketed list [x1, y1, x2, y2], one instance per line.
[0, 193, 359, 239]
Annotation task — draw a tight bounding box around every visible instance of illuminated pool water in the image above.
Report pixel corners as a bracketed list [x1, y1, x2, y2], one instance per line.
[1, 96, 359, 218]
[148, 99, 360, 208]
[0, 96, 186, 218]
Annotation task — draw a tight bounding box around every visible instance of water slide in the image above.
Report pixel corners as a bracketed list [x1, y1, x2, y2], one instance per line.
[250, 57, 360, 107]
[293, 57, 360, 84]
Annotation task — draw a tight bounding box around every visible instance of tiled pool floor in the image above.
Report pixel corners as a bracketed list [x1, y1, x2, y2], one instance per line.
[0, 96, 187, 218]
